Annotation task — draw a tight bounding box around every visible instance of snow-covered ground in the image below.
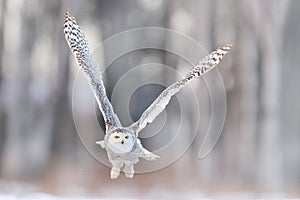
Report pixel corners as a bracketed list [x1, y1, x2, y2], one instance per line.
[1, 179, 299, 199]
[0, 192, 299, 200]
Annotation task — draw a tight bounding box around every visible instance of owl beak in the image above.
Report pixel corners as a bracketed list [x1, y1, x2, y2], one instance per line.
[121, 140, 124, 145]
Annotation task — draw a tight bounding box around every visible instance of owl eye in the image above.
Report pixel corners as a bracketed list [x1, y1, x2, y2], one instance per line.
[125, 135, 129, 139]
[114, 135, 120, 139]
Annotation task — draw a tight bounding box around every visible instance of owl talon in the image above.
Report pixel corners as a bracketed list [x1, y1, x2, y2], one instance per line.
[110, 167, 120, 179]
[124, 164, 134, 178]
[125, 171, 134, 178]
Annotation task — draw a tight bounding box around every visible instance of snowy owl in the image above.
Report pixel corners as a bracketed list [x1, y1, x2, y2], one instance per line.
[63, 11, 231, 179]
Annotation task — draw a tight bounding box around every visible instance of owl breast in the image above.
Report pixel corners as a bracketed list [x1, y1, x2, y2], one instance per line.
[106, 137, 143, 162]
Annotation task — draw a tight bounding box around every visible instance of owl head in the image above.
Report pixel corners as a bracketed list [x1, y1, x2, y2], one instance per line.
[107, 128, 136, 154]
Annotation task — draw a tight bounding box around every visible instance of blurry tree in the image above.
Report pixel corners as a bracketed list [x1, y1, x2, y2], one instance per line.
[256, 0, 289, 188]
[281, 0, 300, 188]
[0, 0, 6, 176]
[2, 0, 37, 177]
[228, 0, 260, 185]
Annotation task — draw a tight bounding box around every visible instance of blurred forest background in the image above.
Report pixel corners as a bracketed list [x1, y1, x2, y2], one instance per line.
[0, 0, 300, 198]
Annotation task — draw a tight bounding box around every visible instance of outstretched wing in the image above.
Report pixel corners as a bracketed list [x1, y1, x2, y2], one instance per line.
[64, 11, 121, 129]
[129, 44, 232, 134]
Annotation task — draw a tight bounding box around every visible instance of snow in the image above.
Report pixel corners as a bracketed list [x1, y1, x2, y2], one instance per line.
[0, 192, 299, 200]
[0, 180, 299, 199]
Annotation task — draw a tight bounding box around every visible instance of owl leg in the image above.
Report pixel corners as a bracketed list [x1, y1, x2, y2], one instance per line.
[141, 148, 160, 161]
[123, 162, 134, 178]
[110, 159, 124, 179]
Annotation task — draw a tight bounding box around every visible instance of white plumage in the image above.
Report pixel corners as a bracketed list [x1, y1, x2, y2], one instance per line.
[64, 11, 231, 179]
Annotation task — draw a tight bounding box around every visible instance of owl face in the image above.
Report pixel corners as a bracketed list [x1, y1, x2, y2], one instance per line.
[107, 130, 135, 154]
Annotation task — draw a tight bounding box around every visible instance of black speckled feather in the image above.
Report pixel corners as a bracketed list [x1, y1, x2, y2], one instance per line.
[64, 11, 121, 128]
[129, 44, 232, 134]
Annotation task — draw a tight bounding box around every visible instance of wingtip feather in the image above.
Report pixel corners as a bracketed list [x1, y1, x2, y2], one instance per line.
[222, 43, 233, 51]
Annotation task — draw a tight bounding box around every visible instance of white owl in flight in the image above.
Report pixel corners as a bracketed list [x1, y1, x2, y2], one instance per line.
[63, 11, 231, 179]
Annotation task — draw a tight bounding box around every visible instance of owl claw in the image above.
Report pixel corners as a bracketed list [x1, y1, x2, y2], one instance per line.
[110, 167, 120, 179]
[123, 164, 134, 178]
[125, 171, 134, 178]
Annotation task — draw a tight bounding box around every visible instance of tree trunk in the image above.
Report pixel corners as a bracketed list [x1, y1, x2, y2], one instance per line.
[2, 0, 36, 177]
[256, 0, 289, 188]
[0, 0, 7, 176]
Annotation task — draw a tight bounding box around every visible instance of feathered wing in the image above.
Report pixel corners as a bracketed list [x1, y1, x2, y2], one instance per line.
[129, 44, 232, 134]
[64, 11, 121, 128]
